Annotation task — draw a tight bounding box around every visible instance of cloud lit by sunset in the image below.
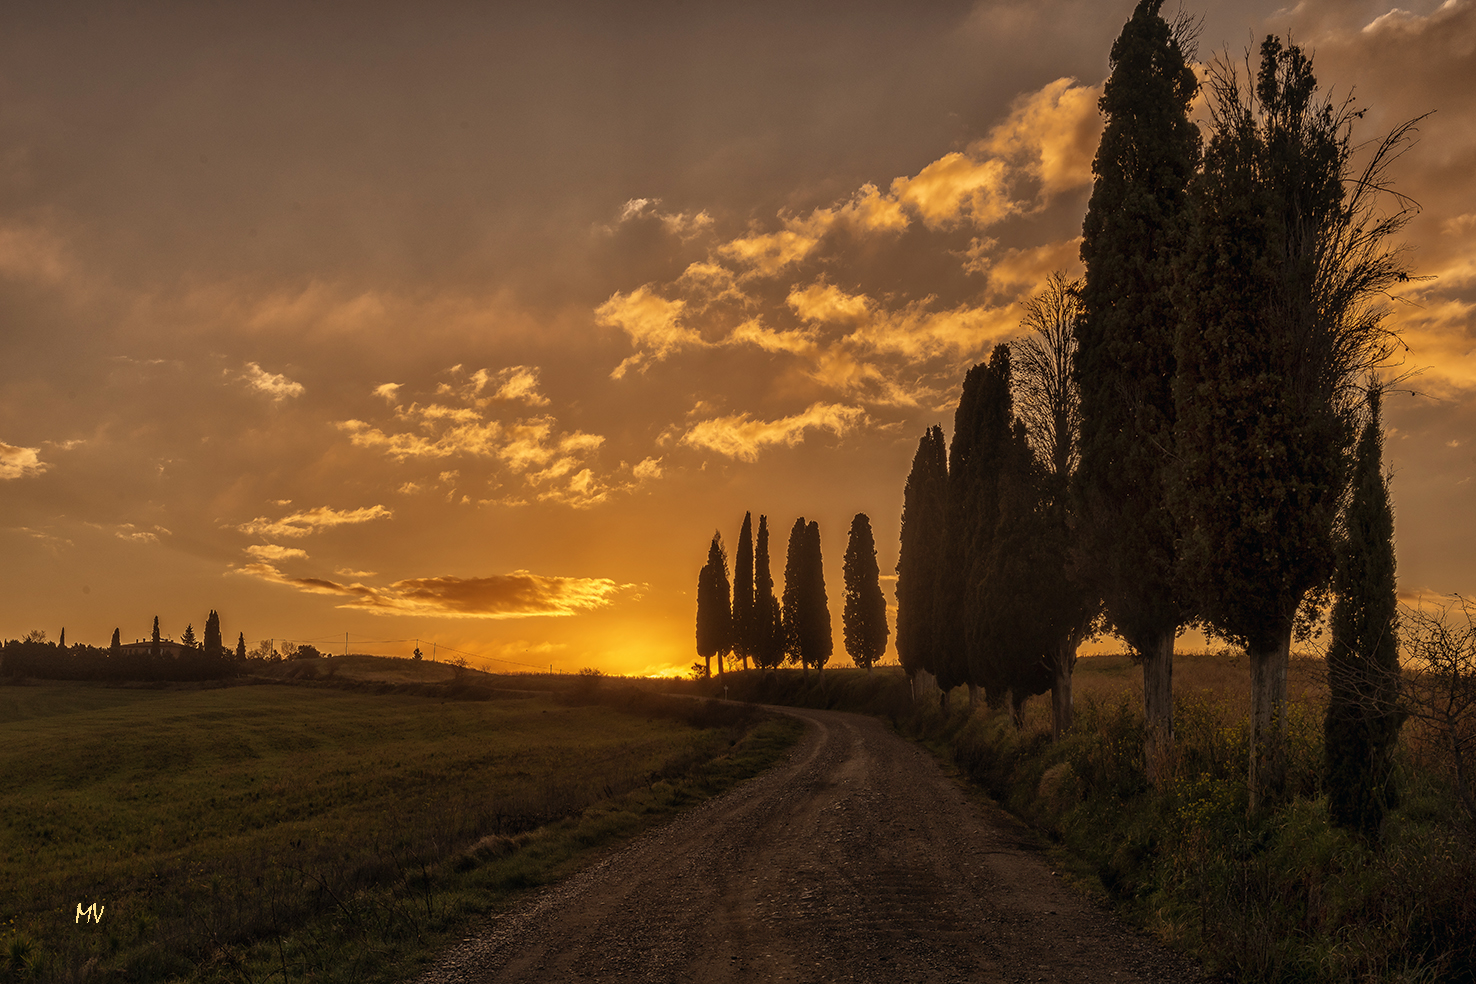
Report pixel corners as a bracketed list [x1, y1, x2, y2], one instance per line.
[1, 0, 1472, 676]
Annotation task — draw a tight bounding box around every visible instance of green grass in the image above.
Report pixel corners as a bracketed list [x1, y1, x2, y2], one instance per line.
[0, 675, 803, 983]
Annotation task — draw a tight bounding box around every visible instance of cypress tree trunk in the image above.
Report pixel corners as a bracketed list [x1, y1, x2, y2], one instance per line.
[1143, 628, 1176, 783]
[1249, 628, 1291, 812]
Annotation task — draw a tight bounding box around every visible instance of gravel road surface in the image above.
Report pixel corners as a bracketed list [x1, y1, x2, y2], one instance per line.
[415, 705, 1207, 984]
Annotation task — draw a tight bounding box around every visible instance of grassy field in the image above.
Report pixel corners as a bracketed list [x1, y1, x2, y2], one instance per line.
[0, 661, 803, 982]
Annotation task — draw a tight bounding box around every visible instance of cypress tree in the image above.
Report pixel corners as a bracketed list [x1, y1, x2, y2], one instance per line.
[843, 513, 888, 673]
[896, 426, 948, 689]
[942, 360, 1001, 706]
[782, 518, 809, 675]
[1175, 37, 1414, 810]
[754, 515, 784, 670]
[964, 345, 1053, 723]
[1325, 387, 1402, 837]
[802, 520, 833, 675]
[954, 349, 1014, 707]
[732, 513, 756, 671]
[110, 628, 121, 658]
[59, 628, 65, 648]
[695, 532, 732, 678]
[150, 616, 161, 659]
[236, 631, 247, 662]
[1076, 0, 1200, 781]
[204, 610, 222, 656]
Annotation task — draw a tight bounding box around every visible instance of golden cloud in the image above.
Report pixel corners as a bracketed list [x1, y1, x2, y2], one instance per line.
[787, 283, 872, 324]
[0, 442, 46, 480]
[680, 402, 866, 462]
[726, 318, 815, 354]
[982, 78, 1102, 200]
[241, 362, 304, 401]
[982, 238, 1085, 295]
[236, 504, 393, 539]
[339, 417, 504, 459]
[235, 563, 629, 618]
[844, 299, 1020, 361]
[246, 544, 310, 561]
[891, 153, 1014, 230]
[597, 286, 704, 378]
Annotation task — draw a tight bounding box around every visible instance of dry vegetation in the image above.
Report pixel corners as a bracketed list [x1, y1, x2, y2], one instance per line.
[713, 655, 1476, 984]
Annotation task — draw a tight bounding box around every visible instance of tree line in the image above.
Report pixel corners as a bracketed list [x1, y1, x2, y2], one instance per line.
[695, 512, 889, 679]
[893, 0, 1413, 832]
[0, 610, 322, 682]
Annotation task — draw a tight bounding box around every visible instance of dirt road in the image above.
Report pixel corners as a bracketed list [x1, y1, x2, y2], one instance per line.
[416, 706, 1206, 984]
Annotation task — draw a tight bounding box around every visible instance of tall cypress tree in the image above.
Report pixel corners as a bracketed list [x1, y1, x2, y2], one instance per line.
[732, 513, 756, 671]
[150, 616, 161, 659]
[695, 532, 732, 678]
[754, 515, 784, 670]
[942, 360, 1001, 705]
[897, 426, 948, 689]
[236, 631, 247, 663]
[956, 347, 1018, 708]
[963, 345, 1054, 724]
[109, 628, 121, 658]
[802, 520, 833, 675]
[204, 610, 222, 656]
[1175, 38, 1413, 810]
[843, 513, 889, 673]
[1325, 387, 1402, 837]
[782, 518, 809, 674]
[1075, 0, 1200, 780]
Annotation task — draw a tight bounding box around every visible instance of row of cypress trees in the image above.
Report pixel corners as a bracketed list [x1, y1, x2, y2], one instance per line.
[2, 611, 247, 681]
[900, 0, 1409, 831]
[696, 512, 889, 677]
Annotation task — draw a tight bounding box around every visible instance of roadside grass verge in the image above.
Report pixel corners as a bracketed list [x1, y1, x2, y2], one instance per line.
[0, 674, 802, 983]
[711, 660, 1476, 984]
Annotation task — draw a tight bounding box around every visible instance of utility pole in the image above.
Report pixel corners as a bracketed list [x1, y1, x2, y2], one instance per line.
[344, 631, 348, 657]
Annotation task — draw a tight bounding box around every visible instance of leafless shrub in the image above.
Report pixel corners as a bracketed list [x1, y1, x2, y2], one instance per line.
[1400, 597, 1476, 822]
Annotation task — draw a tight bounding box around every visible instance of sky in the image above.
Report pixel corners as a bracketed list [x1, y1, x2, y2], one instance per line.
[1, 0, 1472, 676]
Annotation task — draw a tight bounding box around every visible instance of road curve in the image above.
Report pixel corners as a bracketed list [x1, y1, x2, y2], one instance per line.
[415, 706, 1205, 984]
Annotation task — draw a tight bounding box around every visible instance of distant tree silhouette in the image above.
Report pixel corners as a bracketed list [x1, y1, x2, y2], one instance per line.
[413, 646, 424, 660]
[782, 519, 831, 676]
[1325, 387, 1403, 838]
[695, 531, 732, 678]
[235, 632, 247, 662]
[59, 627, 65, 648]
[181, 623, 198, 649]
[843, 514, 889, 673]
[151, 616, 161, 660]
[732, 512, 757, 670]
[782, 518, 808, 673]
[1075, 0, 1201, 782]
[801, 521, 832, 674]
[1173, 37, 1415, 809]
[110, 628, 121, 659]
[896, 427, 948, 692]
[204, 610, 222, 657]
[1014, 274, 1098, 737]
[753, 515, 785, 670]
